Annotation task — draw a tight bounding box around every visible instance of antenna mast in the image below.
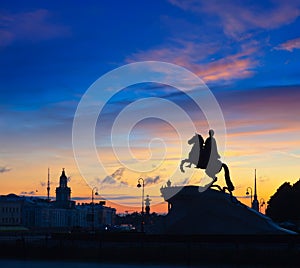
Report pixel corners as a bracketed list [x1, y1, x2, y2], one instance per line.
[47, 168, 50, 201]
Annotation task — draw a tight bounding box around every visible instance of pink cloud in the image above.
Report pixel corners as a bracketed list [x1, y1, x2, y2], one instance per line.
[127, 40, 258, 82]
[194, 55, 257, 82]
[128, 40, 219, 65]
[275, 37, 300, 52]
[0, 9, 70, 47]
[220, 86, 300, 147]
[169, 0, 300, 39]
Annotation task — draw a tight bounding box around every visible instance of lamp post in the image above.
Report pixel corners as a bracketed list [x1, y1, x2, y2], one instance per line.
[260, 198, 266, 213]
[137, 178, 144, 232]
[246, 187, 253, 206]
[92, 187, 99, 232]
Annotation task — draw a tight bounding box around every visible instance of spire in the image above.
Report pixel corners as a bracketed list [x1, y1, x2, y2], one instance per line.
[59, 168, 68, 188]
[55, 168, 72, 208]
[251, 168, 259, 211]
[254, 169, 257, 198]
[47, 168, 50, 201]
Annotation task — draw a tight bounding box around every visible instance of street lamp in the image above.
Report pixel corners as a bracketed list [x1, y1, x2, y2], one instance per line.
[260, 198, 266, 213]
[92, 187, 99, 232]
[137, 178, 144, 232]
[246, 187, 253, 205]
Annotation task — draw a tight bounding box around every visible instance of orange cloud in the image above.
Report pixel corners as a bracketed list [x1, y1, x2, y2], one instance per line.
[275, 37, 300, 52]
[195, 56, 256, 82]
[127, 39, 258, 83]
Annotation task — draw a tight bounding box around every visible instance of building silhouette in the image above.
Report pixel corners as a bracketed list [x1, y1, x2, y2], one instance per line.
[0, 169, 116, 231]
[54, 169, 75, 209]
[0, 194, 23, 227]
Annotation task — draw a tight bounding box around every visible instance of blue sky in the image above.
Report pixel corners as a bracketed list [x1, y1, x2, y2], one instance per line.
[1, 0, 300, 211]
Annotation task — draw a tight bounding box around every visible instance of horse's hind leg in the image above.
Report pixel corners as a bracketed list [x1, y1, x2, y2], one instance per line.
[210, 184, 222, 191]
[222, 163, 234, 192]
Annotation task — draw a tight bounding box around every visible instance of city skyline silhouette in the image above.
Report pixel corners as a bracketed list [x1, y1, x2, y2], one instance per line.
[1, 2, 300, 266]
[1, 1, 300, 214]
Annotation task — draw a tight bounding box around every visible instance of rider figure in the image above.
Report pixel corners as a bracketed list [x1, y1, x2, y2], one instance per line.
[203, 129, 220, 168]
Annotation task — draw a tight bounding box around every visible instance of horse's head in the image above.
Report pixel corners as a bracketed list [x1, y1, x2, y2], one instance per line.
[188, 133, 204, 145]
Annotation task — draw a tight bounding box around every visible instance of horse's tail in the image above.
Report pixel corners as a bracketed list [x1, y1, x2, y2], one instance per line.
[222, 163, 234, 192]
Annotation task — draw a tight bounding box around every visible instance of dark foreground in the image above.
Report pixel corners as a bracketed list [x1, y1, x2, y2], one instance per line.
[0, 260, 200, 268]
[1, 233, 300, 266]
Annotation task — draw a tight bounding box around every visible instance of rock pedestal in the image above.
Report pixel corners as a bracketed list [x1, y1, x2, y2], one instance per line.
[158, 185, 293, 234]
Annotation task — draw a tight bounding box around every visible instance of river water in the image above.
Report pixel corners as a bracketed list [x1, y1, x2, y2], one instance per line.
[0, 259, 235, 268]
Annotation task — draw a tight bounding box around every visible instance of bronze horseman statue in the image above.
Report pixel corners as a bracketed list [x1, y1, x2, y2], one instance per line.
[180, 130, 234, 193]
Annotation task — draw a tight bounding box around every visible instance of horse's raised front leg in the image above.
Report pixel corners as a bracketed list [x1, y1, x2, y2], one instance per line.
[180, 159, 189, 173]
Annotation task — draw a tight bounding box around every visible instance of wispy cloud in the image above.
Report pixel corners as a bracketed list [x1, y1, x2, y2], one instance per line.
[95, 167, 128, 187]
[20, 190, 36, 195]
[127, 1, 299, 85]
[111, 167, 125, 180]
[40, 181, 54, 187]
[259, 176, 270, 183]
[127, 39, 219, 66]
[144, 175, 160, 186]
[0, 166, 11, 173]
[0, 9, 70, 47]
[220, 86, 300, 147]
[102, 176, 117, 185]
[216, 85, 300, 163]
[222, 85, 300, 121]
[279, 151, 300, 159]
[194, 52, 257, 82]
[275, 37, 300, 52]
[73, 194, 139, 201]
[169, 0, 300, 39]
[127, 39, 259, 83]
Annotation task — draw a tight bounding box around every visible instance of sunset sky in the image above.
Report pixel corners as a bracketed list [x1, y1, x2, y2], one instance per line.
[1, 0, 300, 213]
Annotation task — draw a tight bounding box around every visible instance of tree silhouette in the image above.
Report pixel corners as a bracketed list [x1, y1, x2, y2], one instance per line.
[266, 179, 300, 222]
[291, 179, 300, 219]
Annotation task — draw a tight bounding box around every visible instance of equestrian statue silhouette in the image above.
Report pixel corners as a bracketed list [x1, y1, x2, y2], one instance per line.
[180, 130, 234, 193]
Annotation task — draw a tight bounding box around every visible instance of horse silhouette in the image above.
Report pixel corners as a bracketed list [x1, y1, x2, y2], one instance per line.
[180, 133, 234, 193]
